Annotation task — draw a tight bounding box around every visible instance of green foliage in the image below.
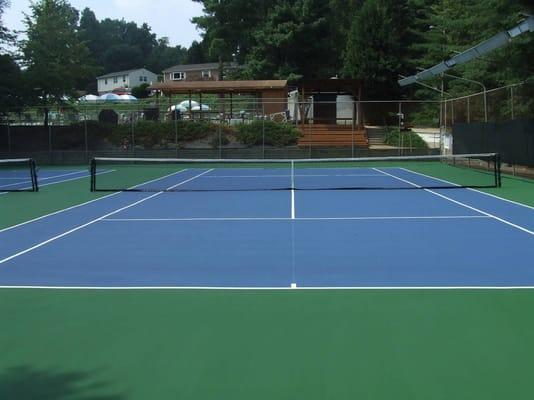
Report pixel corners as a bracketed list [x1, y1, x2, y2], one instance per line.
[235, 121, 302, 147]
[21, 0, 96, 125]
[0, 0, 15, 49]
[0, 55, 29, 113]
[131, 84, 150, 99]
[110, 121, 220, 149]
[384, 128, 428, 148]
[343, 0, 411, 98]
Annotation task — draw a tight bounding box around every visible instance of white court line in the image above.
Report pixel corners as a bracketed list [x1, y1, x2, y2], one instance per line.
[0, 170, 113, 192]
[0, 169, 193, 234]
[373, 168, 534, 236]
[0, 170, 87, 189]
[0, 169, 213, 265]
[202, 174, 384, 178]
[102, 215, 491, 222]
[399, 167, 534, 211]
[1, 285, 534, 290]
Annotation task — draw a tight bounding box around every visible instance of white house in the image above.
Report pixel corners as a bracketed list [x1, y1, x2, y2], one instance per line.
[96, 68, 158, 95]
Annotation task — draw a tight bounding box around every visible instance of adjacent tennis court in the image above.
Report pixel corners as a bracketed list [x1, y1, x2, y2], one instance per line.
[1, 154, 533, 399]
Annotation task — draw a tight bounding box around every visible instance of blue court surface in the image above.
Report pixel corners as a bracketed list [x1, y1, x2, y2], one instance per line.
[0, 167, 533, 288]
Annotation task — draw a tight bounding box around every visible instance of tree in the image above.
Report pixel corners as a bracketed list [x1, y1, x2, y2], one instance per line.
[131, 83, 150, 99]
[185, 40, 209, 64]
[0, 54, 29, 114]
[343, 0, 411, 98]
[20, 0, 95, 126]
[0, 0, 15, 51]
[146, 37, 187, 74]
[103, 44, 144, 72]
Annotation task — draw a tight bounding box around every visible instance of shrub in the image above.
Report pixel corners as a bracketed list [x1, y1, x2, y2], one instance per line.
[98, 109, 118, 125]
[110, 120, 225, 149]
[384, 128, 428, 148]
[235, 121, 301, 147]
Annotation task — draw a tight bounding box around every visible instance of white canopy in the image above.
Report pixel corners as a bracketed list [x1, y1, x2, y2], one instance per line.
[119, 94, 138, 101]
[178, 100, 199, 109]
[100, 93, 121, 101]
[191, 104, 210, 111]
[169, 104, 188, 112]
[79, 94, 99, 102]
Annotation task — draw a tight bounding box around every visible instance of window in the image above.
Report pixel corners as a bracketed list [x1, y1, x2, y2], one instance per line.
[113, 77, 118, 84]
[143, 76, 148, 82]
[202, 70, 211, 79]
[139, 76, 143, 82]
[123, 75, 127, 82]
[172, 72, 186, 81]
[104, 78, 108, 85]
[140, 76, 148, 82]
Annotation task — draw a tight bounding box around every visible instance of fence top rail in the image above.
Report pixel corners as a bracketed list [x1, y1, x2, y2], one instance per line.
[444, 81, 530, 103]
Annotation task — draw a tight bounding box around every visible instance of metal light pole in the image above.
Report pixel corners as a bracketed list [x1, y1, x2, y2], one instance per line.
[443, 72, 487, 122]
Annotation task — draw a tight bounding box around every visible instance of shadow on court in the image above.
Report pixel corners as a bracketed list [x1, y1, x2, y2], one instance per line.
[0, 366, 124, 400]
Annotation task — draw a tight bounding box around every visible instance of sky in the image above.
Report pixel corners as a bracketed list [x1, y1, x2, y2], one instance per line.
[3, 0, 204, 48]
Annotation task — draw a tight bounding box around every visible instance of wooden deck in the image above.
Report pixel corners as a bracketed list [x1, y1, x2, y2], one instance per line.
[298, 124, 368, 147]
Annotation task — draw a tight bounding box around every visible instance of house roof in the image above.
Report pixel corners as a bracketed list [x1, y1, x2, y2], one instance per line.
[150, 80, 288, 94]
[162, 62, 238, 74]
[96, 68, 155, 79]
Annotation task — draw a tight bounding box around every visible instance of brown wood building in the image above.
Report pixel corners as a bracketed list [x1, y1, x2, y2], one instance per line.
[150, 80, 288, 116]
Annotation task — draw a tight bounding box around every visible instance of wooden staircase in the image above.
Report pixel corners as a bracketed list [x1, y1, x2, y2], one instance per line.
[298, 124, 369, 147]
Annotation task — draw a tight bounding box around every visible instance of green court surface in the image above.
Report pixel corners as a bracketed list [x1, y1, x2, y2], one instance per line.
[1, 290, 534, 399]
[1, 164, 533, 399]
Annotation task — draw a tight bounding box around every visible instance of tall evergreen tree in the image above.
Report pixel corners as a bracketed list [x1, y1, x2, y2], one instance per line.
[343, 0, 411, 98]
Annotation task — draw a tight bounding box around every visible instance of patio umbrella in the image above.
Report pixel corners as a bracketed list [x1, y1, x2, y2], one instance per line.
[191, 104, 210, 111]
[99, 93, 121, 101]
[178, 100, 199, 109]
[169, 104, 188, 112]
[79, 94, 99, 102]
[119, 94, 138, 101]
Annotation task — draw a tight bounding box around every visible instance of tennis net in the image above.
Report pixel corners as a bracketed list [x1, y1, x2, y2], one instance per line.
[0, 158, 39, 192]
[90, 153, 501, 192]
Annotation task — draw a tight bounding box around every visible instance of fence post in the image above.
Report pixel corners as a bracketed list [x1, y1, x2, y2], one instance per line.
[174, 110, 178, 157]
[219, 116, 222, 159]
[510, 86, 514, 120]
[467, 97, 470, 123]
[131, 110, 135, 156]
[451, 99, 455, 126]
[351, 100, 355, 158]
[7, 120, 11, 153]
[48, 122, 52, 157]
[84, 106, 88, 161]
[262, 103, 266, 159]
[398, 102, 402, 156]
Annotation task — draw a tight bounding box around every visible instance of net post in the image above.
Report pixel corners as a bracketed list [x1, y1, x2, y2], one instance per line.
[30, 158, 39, 192]
[495, 153, 502, 187]
[90, 158, 96, 192]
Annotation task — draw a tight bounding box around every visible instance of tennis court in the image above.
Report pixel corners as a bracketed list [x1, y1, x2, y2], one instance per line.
[1, 154, 532, 288]
[1, 155, 533, 399]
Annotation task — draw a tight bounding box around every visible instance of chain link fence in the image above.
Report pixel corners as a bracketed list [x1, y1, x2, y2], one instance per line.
[2, 82, 531, 164]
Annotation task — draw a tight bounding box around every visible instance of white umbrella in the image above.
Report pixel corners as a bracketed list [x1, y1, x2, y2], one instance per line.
[100, 93, 121, 101]
[191, 104, 210, 111]
[119, 94, 138, 101]
[178, 100, 199, 109]
[169, 104, 188, 112]
[79, 94, 99, 102]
